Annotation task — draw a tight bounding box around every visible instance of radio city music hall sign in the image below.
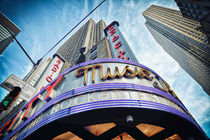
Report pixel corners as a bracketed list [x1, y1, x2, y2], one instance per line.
[0, 61, 180, 139]
[74, 63, 178, 97]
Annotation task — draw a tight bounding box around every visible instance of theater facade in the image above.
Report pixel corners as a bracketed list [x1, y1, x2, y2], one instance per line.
[0, 21, 208, 140]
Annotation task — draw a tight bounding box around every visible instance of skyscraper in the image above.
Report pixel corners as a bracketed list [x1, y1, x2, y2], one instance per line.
[56, 19, 107, 65]
[0, 12, 21, 54]
[143, 5, 210, 95]
[24, 58, 52, 87]
[0, 19, 208, 140]
[174, 0, 210, 43]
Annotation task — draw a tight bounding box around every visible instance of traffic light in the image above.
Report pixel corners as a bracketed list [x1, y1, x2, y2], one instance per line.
[0, 87, 21, 110]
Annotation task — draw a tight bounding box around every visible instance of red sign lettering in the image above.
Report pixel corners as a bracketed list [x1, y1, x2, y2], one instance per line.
[117, 51, 125, 59]
[110, 29, 116, 36]
[108, 25, 130, 60]
[108, 26, 114, 31]
[52, 66, 57, 72]
[46, 76, 53, 83]
[112, 35, 119, 42]
[114, 41, 122, 49]
[56, 59, 61, 64]
[45, 58, 62, 83]
[54, 63, 59, 69]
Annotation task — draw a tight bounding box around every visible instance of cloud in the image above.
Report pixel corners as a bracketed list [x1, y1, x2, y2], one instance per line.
[0, 0, 209, 137]
[102, 0, 210, 136]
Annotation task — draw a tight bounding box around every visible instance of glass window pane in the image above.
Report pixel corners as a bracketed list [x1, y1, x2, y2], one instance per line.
[136, 123, 165, 137]
[165, 134, 182, 140]
[85, 123, 116, 136]
[112, 132, 135, 140]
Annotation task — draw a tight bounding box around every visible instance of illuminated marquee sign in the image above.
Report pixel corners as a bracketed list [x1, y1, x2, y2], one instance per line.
[74, 64, 177, 98]
[104, 21, 138, 62]
[0, 60, 186, 139]
[75, 64, 153, 85]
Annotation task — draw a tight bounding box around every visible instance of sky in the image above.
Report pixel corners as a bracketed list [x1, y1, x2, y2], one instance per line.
[0, 0, 209, 137]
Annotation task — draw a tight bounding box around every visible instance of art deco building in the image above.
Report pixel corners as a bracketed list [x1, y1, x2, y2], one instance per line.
[0, 12, 21, 54]
[143, 5, 210, 95]
[174, 0, 210, 43]
[0, 19, 208, 140]
[56, 19, 107, 65]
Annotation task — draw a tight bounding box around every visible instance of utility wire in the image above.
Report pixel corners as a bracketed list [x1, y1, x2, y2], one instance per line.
[36, 0, 106, 65]
[0, 23, 36, 66]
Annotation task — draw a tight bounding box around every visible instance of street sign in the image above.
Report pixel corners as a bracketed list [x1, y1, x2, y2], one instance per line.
[0, 74, 37, 101]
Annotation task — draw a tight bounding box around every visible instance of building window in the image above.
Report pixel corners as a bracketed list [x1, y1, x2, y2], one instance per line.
[90, 45, 97, 60]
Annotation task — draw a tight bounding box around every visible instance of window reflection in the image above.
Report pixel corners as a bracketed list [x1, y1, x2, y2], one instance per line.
[165, 134, 182, 140]
[112, 132, 135, 140]
[136, 123, 165, 137]
[85, 123, 116, 136]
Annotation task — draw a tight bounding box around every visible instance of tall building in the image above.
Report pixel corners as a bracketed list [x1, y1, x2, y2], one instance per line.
[143, 5, 210, 95]
[0, 19, 208, 140]
[174, 0, 210, 43]
[56, 19, 107, 65]
[24, 58, 52, 87]
[0, 12, 21, 54]
[0, 58, 51, 127]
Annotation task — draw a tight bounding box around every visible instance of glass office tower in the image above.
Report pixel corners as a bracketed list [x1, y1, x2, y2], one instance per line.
[143, 5, 210, 95]
[174, 0, 210, 43]
[56, 19, 107, 65]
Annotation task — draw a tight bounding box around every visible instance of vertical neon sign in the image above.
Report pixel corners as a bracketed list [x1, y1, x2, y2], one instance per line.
[104, 21, 138, 62]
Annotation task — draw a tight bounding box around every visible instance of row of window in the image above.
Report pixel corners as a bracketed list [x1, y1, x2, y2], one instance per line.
[149, 16, 209, 56]
[0, 25, 11, 41]
[179, 2, 208, 16]
[151, 5, 180, 15]
[146, 7, 198, 27]
[152, 23, 209, 77]
[148, 19, 210, 86]
[90, 45, 97, 60]
[145, 12, 206, 43]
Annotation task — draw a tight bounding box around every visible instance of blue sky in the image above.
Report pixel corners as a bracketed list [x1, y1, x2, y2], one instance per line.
[0, 0, 209, 137]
